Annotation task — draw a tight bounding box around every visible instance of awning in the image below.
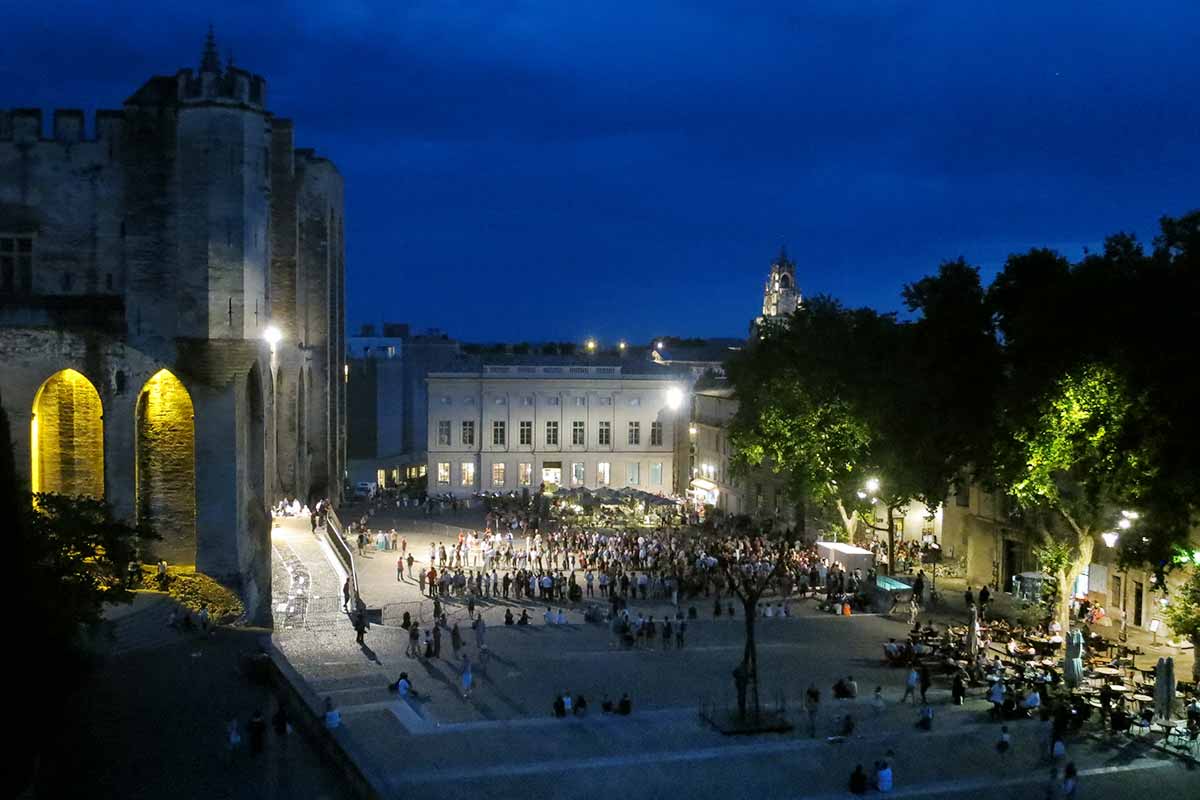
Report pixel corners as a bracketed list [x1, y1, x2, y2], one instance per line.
[690, 478, 718, 492]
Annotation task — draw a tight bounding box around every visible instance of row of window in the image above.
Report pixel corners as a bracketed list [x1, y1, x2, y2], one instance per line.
[435, 460, 664, 488]
[439, 395, 638, 408]
[437, 419, 664, 448]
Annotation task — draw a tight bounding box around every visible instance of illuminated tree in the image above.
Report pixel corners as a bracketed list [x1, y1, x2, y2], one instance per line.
[1163, 566, 1200, 683]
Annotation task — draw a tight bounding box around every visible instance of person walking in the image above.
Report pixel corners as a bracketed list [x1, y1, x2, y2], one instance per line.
[901, 666, 919, 704]
[432, 622, 442, 658]
[342, 577, 352, 610]
[919, 665, 932, 704]
[451, 621, 463, 658]
[459, 654, 474, 700]
[406, 552, 416, 580]
[473, 614, 486, 650]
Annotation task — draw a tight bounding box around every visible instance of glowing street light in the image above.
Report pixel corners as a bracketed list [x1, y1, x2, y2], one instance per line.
[1117, 518, 1132, 530]
[666, 386, 684, 410]
[1101, 531, 1120, 548]
[618, 341, 626, 351]
[263, 325, 282, 351]
[585, 338, 597, 352]
[865, 477, 880, 494]
[656, 341, 665, 350]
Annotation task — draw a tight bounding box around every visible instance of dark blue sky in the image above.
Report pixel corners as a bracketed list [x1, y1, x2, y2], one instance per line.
[6, 2, 1198, 342]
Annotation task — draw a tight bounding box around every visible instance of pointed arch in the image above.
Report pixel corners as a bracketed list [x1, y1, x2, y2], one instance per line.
[135, 369, 195, 556]
[31, 368, 105, 498]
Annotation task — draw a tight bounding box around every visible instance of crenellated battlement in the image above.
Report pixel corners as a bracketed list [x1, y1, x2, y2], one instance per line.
[0, 108, 127, 143]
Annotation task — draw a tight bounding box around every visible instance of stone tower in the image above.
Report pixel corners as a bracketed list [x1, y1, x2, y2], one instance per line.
[752, 247, 801, 336]
[0, 30, 346, 625]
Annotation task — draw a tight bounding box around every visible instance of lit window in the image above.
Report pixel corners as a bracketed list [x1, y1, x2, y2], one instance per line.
[650, 463, 662, 485]
[572, 420, 585, 446]
[492, 463, 506, 487]
[651, 421, 663, 446]
[597, 462, 610, 486]
[626, 462, 640, 485]
[493, 421, 506, 446]
[519, 420, 532, 445]
[545, 421, 559, 446]
[461, 462, 475, 487]
[437, 420, 451, 446]
[518, 463, 532, 486]
[437, 462, 450, 484]
[598, 421, 611, 445]
[628, 421, 640, 445]
[572, 462, 585, 485]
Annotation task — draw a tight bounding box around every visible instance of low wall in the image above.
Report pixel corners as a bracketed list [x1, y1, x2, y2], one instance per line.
[259, 635, 389, 798]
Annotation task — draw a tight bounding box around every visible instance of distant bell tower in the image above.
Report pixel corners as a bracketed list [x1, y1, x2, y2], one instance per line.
[752, 247, 802, 337]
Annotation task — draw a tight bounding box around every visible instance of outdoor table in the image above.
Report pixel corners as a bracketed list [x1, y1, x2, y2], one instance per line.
[1131, 693, 1154, 706]
[1109, 684, 1130, 693]
[1093, 667, 1121, 677]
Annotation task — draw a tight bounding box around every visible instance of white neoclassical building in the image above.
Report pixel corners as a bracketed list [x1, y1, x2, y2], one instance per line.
[426, 362, 688, 497]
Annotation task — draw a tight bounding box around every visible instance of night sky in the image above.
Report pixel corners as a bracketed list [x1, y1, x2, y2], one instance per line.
[6, 2, 1198, 342]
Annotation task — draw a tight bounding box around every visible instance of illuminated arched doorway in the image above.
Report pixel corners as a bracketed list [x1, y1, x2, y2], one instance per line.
[135, 369, 196, 555]
[30, 368, 105, 498]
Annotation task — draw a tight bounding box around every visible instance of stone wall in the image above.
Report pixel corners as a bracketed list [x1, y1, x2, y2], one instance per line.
[31, 367, 104, 499]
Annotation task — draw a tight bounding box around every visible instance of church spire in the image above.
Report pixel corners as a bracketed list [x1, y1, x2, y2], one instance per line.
[200, 24, 221, 73]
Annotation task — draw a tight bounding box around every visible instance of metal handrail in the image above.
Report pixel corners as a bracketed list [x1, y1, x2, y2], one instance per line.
[324, 507, 360, 605]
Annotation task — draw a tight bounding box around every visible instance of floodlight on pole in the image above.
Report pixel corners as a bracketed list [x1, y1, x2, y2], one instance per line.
[1101, 531, 1119, 548]
[264, 325, 282, 351]
[666, 386, 684, 410]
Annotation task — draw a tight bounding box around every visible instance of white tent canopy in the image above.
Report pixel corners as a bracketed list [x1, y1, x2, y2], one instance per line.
[816, 541, 875, 574]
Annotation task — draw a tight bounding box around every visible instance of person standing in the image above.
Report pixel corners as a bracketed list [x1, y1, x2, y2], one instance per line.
[919, 665, 932, 704]
[248, 709, 266, 756]
[805, 683, 821, 737]
[397, 556, 404, 583]
[353, 606, 368, 645]
[979, 584, 991, 619]
[406, 552, 416, 580]
[912, 571, 926, 608]
[432, 622, 442, 658]
[451, 622, 463, 658]
[407, 623, 420, 658]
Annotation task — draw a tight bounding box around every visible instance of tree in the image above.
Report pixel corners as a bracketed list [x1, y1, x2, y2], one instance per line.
[685, 526, 794, 720]
[1163, 566, 1200, 683]
[994, 363, 1150, 632]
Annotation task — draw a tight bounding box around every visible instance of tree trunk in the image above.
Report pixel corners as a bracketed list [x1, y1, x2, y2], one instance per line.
[886, 505, 896, 577]
[1054, 534, 1094, 635]
[834, 498, 859, 543]
[1193, 634, 1200, 684]
[743, 597, 760, 716]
